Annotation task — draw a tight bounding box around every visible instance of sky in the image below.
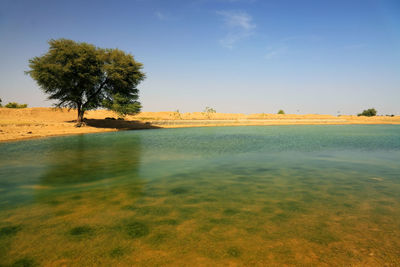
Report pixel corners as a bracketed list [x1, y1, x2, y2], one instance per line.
[0, 0, 399, 115]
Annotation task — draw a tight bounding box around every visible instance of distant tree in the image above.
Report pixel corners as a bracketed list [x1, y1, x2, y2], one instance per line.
[27, 39, 145, 126]
[204, 106, 216, 113]
[277, 109, 285, 114]
[358, 108, 377, 117]
[0, 98, 2, 107]
[203, 106, 216, 119]
[5, 102, 28, 108]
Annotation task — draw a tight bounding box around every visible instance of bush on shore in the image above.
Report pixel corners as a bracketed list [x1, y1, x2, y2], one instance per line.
[4, 102, 28, 108]
[357, 108, 377, 117]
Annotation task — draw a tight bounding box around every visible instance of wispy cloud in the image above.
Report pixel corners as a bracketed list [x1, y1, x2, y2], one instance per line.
[265, 46, 287, 59]
[264, 35, 319, 60]
[155, 11, 171, 21]
[217, 10, 256, 49]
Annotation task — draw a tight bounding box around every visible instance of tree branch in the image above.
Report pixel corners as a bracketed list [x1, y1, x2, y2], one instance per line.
[82, 79, 108, 109]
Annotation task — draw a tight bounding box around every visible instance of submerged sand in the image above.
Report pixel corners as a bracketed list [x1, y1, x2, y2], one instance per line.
[0, 107, 399, 142]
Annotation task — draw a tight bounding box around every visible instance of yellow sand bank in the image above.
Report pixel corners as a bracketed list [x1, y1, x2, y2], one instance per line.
[1, 107, 399, 142]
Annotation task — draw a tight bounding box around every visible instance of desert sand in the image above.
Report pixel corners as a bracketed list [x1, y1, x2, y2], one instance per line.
[1, 107, 399, 142]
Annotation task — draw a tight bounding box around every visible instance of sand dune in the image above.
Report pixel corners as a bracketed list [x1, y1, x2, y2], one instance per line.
[1, 107, 399, 142]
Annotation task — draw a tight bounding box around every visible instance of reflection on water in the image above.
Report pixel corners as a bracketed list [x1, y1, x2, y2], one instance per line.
[35, 134, 144, 216]
[41, 134, 142, 185]
[0, 125, 400, 266]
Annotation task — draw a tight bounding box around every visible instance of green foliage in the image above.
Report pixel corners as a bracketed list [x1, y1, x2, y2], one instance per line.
[103, 93, 141, 118]
[27, 38, 145, 125]
[204, 106, 216, 113]
[277, 109, 285, 114]
[5, 102, 28, 108]
[357, 108, 377, 117]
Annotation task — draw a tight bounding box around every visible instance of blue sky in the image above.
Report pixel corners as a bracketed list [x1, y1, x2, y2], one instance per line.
[0, 0, 399, 115]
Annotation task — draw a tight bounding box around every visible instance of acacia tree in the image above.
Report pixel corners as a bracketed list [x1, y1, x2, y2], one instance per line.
[27, 39, 145, 126]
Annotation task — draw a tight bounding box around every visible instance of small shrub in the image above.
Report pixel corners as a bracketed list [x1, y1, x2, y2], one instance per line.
[5, 102, 28, 108]
[277, 109, 285, 114]
[357, 108, 377, 117]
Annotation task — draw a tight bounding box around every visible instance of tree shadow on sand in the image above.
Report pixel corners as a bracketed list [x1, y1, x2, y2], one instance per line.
[69, 118, 161, 130]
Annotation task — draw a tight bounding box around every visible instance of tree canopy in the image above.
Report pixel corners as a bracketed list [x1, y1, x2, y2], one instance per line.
[27, 39, 145, 125]
[358, 108, 377, 117]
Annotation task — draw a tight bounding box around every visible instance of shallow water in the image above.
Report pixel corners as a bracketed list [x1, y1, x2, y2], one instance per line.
[0, 125, 400, 266]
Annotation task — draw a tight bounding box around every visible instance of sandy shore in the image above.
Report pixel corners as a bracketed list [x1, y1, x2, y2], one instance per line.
[1, 107, 399, 142]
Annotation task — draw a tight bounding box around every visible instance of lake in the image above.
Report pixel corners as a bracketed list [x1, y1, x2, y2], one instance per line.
[1, 125, 400, 266]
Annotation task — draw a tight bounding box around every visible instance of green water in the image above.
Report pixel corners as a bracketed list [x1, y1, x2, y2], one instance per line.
[0, 125, 400, 266]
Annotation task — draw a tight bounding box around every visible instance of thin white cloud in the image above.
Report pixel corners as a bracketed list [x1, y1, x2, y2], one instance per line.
[264, 35, 319, 60]
[265, 46, 287, 59]
[155, 11, 169, 21]
[217, 10, 255, 30]
[217, 10, 256, 49]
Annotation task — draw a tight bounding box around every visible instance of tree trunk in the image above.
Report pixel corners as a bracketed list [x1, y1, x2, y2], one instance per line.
[76, 105, 85, 127]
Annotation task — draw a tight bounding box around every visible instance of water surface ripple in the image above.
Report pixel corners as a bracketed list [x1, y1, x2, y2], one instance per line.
[0, 125, 399, 266]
